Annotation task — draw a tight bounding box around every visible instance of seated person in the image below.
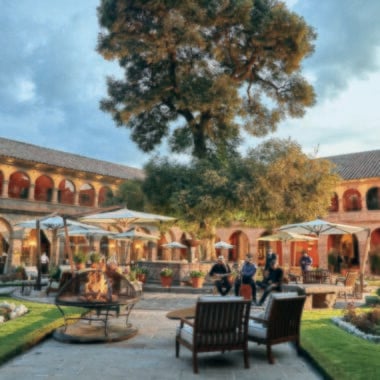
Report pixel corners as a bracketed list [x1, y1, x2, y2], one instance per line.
[299, 250, 313, 271]
[234, 253, 257, 303]
[256, 258, 283, 306]
[208, 255, 232, 296]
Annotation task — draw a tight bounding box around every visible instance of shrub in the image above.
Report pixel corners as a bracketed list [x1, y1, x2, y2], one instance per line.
[160, 267, 173, 277]
[189, 270, 205, 278]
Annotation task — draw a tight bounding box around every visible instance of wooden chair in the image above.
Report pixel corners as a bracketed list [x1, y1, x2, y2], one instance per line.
[335, 271, 359, 300]
[248, 293, 306, 364]
[175, 296, 251, 374]
[288, 266, 302, 283]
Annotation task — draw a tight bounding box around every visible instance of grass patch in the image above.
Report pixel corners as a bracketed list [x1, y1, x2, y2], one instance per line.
[301, 309, 380, 380]
[0, 297, 84, 365]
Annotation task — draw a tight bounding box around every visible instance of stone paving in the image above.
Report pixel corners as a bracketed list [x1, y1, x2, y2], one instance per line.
[0, 289, 326, 379]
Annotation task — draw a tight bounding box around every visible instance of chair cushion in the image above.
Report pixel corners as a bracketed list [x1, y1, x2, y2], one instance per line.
[248, 320, 267, 339]
[198, 295, 244, 302]
[177, 324, 193, 344]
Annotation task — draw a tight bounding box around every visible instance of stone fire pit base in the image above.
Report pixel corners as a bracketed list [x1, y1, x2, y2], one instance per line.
[53, 320, 138, 344]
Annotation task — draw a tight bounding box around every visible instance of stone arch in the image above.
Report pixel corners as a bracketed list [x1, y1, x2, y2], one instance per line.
[8, 170, 30, 199]
[329, 192, 339, 212]
[343, 188, 362, 211]
[327, 233, 360, 269]
[57, 179, 75, 205]
[366, 187, 380, 210]
[34, 174, 54, 202]
[228, 230, 249, 263]
[79, 183, 95, 207]
[22, 229, 51, 266]
[157, 230, 176, 261]
[98, 186, 113, 207]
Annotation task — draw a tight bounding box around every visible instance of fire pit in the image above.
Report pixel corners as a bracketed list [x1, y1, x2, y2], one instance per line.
[53, 269, 141, 343]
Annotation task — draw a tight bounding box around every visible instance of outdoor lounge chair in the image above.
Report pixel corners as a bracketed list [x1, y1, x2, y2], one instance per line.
[335, 271, 359, 300]
[175, 296, 251, 374]
[248, 293, 306, 364]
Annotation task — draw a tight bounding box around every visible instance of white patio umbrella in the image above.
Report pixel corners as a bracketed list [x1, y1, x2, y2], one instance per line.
[257, 231, 319, 242]
[278, 218, 368, 237]
[80, 207, 175, 225]
[162, 242, 187, 249]
[15, 215, 99, 231]
[114, 227, 159, 241]
[14, 214, 92, 286]
[161, 241, 187, 261]
[114, 227, 159, 263]
[214, 241, 234, 249]
[57, 226, 115, 238]
[279, 218, 371, 284]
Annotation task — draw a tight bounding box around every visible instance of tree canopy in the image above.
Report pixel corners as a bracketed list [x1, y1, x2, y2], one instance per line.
[97, 0, 316, 159]
[142, 139, 340, 242]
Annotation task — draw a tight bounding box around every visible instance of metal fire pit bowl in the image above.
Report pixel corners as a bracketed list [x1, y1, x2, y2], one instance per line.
[53, 269, 141, 343]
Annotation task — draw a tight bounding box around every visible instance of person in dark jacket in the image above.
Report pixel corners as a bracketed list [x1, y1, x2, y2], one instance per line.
[264, 247, 277, 271]
[256, 258, 283, 306]
[209, 255, 232, 296]
[300, 250, 313, 271]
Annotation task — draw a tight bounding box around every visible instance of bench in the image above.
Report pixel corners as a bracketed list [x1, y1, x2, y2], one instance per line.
[283, 283, 339, 310]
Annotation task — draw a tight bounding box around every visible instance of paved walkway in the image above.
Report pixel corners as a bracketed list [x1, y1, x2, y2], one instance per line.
[0, 289, 325, 380]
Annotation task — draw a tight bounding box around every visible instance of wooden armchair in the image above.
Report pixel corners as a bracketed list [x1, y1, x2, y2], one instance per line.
[248, 293, 306, 364]
[175, 296, 251, 374]
[335, 271, 359, 300]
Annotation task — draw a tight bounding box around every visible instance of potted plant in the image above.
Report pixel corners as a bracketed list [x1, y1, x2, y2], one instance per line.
[160, 267, 173, 287]
[13, 265, 26, 280]
[135, 267, 149, 283]
[189, 270, 205, 288]
[73, 252, 86, 270]
[89, 252, 102, 268]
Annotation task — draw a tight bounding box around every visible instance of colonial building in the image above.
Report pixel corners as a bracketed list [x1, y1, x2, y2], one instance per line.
[1, 136, 379, 274]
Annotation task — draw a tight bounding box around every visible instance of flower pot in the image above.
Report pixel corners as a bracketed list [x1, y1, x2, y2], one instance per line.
[191, 277, 204, 288]
[160, 276, 173, 287]
[75, 263, 85, 270]
[137, 273, 147, 283]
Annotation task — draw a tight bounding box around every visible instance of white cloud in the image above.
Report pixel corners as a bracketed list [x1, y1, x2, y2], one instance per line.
[14, 78, 36, 102]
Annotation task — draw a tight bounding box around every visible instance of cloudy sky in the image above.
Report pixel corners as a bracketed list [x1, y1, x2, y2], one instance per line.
[1, 0, 379, 169]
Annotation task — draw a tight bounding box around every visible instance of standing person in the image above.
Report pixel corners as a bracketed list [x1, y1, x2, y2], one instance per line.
[208, 256, 232, 296]
[335, 253, 344, 274]
[40, 252, 49, 275]
[264, 247, 277, 271]
[234, 253, 257, 303]
[299, 250, 313, 271]
[256, 259, 283, 306]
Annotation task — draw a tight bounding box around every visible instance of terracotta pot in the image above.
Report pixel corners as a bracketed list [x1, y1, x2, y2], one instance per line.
[191, 277, 204, 288]
[160, 276, 173, 287]
[76, 263, 85, 270]
[137, 273, 147, 283]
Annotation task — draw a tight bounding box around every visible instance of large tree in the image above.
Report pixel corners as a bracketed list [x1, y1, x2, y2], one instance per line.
[142, 139, 339, 258]
[97, 0, 316, 159]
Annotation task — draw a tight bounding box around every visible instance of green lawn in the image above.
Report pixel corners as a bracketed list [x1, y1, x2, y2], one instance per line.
[0, 297, 84, 365]
[301, 308, 380, 380]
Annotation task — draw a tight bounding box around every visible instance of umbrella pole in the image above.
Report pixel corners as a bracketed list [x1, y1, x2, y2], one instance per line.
[360, 229, 371, 293]
[63, 217, 75, 275]
[35, 220, 42, 291]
